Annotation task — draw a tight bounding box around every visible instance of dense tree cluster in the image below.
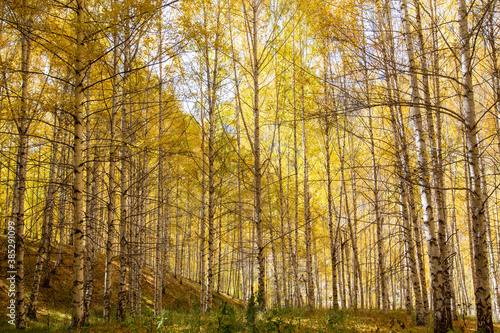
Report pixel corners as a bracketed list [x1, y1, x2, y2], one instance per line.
[1, 0, 499, 332]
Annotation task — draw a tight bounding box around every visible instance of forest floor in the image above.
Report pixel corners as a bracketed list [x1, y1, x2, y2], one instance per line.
[1, 234, 498, 332]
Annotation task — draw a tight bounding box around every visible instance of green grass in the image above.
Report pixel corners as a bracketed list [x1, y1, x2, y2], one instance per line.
[2, 301, 499, 332]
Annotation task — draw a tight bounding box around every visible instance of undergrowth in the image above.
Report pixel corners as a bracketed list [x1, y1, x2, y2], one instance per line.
[1, 304, 496, 332]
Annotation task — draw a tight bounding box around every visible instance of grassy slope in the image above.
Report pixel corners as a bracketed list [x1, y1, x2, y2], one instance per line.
[0, 234, 240, 331]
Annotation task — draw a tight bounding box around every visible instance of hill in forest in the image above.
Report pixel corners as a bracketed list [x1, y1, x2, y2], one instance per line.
[0, 234, 241, 330]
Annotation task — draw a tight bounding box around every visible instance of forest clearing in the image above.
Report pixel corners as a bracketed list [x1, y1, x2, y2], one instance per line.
[1, 0, 500, 331]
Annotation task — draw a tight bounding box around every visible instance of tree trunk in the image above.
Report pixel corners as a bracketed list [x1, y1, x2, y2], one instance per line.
[198, 59, 207, 312]
[117, 25, 130, 321]
[377, 0, 425, 320]
[413, 1, 453, 323]
[103, 18, 119, 322]
[83, 75, 96, 324]
[2, 144, 13, 236]
[399, 0, 448, 330]
[277, 120, 288, 306]
[71, 0, 86, 327]
[300, 86, 314, 311]
[290, 22, 303, 308]
[246, 0, 265, 308]
[226, 0, 246, 301]
[267, 171, 281, 306]
[84, 159, 98, 323]
[324, 81, 339, 309]
[155, 19, 164, 317]
[457, 0, 494, 330]
[27, 112, 59, 320]
[12, 3, 31, 325]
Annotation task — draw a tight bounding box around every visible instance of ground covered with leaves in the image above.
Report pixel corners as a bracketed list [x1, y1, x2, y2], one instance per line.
[2, 302, 498, 332]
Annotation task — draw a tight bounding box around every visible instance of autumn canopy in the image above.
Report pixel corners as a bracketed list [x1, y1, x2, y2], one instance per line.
[1, 0, 499, 332]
